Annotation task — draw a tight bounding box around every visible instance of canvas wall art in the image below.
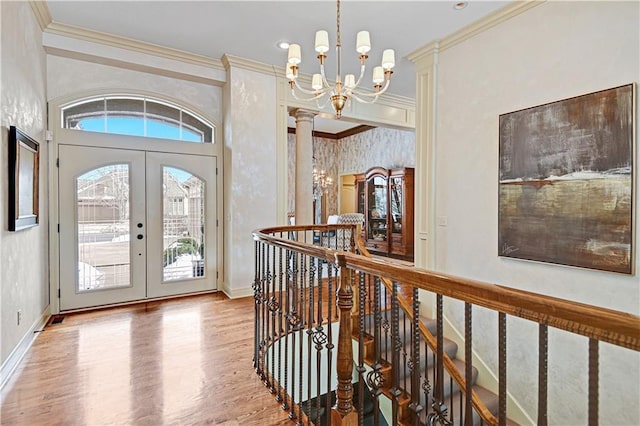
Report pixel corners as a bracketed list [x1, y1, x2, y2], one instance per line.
[498, 84, 634, 274]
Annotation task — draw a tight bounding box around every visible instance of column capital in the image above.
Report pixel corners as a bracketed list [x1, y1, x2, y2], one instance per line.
[289, 108, 317, 122]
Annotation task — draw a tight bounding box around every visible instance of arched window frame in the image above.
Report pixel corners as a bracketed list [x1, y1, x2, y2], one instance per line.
[61, 96, 215, 143]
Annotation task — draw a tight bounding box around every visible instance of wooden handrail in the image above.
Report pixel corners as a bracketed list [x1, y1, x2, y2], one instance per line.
[254, 226, 640, 352]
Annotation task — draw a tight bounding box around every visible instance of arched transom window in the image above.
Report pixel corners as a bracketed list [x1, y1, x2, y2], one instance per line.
[61, 96, 214, 143]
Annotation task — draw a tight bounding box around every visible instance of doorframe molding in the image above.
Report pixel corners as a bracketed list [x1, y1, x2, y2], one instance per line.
[48, 89, 224, 313]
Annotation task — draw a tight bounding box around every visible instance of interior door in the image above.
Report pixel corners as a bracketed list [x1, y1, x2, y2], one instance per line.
[59, 145, 217, 311]
[59, 145, 147, 310]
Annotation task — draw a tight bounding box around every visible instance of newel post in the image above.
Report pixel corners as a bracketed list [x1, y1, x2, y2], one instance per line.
[331, 254, 359, 426]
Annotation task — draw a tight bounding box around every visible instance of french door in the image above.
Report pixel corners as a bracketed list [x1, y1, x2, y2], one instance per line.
[58, 144, 217, 311]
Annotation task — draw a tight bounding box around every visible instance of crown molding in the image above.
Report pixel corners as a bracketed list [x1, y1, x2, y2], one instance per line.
[44, 21, 224, 72]
[408, 0, 545, 61]
[29, 1, 52, 31]
[221, 54, 279, 76]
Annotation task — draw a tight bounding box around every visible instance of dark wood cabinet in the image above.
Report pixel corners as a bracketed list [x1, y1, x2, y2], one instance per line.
[355, 167, 414, 260]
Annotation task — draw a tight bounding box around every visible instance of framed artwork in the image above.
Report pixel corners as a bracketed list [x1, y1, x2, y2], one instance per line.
[8, 126, 40, 231]
[498, 84, 634, 274]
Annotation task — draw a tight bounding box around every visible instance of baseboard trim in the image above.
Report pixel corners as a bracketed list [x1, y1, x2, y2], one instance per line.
[0, 305, 51, 391]
[221, 282, 254, 299]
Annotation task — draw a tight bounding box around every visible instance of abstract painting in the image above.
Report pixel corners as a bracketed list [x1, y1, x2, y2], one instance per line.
[498, 84, 634, 274]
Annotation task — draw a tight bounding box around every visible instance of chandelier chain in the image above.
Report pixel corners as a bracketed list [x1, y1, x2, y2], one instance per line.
[336, 0, 341, 47]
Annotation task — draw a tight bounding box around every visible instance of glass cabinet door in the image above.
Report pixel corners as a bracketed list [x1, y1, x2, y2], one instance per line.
[367, 175, 388, 242]
[390, 177, 403, 235]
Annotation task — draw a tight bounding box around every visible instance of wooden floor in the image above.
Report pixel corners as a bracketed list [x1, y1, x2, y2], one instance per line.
[1, 293, 293, 425]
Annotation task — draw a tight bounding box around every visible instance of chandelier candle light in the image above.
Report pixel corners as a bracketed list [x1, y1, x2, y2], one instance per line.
[285, 0, 395, 118]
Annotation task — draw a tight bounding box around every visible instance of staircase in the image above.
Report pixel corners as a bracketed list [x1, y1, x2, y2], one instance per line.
[356, 304, 505, 425]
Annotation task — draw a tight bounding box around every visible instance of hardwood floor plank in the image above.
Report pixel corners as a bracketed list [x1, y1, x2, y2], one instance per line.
[1, 293, 292, 425]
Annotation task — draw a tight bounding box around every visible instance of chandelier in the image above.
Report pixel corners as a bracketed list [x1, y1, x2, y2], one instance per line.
[313, 165, 333, 199]
[285, 0, 395, 118]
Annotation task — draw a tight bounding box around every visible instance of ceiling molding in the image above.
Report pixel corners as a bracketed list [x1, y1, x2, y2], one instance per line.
[29, 1, 52, 31]
[288, 124, 375, 140]
[408, 0, 545, 61]
[221, 54, 279, 76]
[44, 21, 225, 72]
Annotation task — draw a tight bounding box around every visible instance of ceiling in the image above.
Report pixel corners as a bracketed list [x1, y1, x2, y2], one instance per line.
[45, 0, 508, 133]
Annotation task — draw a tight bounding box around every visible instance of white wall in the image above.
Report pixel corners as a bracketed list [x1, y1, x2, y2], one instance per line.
[223, 65, 278, 297]
[0, 2, 49, 367]
[432, 2, 639, 424]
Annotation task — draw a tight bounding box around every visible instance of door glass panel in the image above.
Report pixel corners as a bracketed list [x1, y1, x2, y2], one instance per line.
[162, 167, 205, 281]
[390, 177, 403, 234]
[76, 165, 131, 292]
[367, 175, 387, 241]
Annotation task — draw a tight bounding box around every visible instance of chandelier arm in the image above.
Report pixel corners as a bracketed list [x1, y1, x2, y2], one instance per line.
[293, 79, 332, 96]
[290, 87, 332, 103]
[349, 92, 381, 104]
[319, 63, 332, 89]
[351, 79, 392, 100]
[352, 63, 367, 91]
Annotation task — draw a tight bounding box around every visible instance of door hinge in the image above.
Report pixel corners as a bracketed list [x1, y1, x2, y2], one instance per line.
[56, 158, 59, 167]
[45, 130, 53, 141]
[216, 271, 219, 279]
[216, 219, 219, 227]
[58, 288, 61, 298]
[57, 224, 60, 233]
[216, 167, 218, 175]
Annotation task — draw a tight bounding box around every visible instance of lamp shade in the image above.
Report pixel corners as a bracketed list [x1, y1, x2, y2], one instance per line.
[312, 74, 323, 90]
[344, 74, 356, 89]
[315, 30, 329, 53]
[288, 44, 301, 64]
[382, 49, 395, 69]
[372, 66, 384, 84]
[356, 31, 371, 54]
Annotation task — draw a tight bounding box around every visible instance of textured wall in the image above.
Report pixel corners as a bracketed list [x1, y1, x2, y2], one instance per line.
[432, 2, 639, 423]
[224, 67, 277, 296]
[288, 127, 415, 217]
[47, 56, 222, 126]
[1, 2, 49, 364]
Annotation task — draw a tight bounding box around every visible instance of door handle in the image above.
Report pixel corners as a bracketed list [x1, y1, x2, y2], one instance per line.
[137, 234, 144, 240]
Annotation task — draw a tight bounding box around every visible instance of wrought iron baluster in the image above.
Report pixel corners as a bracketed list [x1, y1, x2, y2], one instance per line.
[498, 312, 507, 426]
[465, 302, 473, 425]
[264, 244, 271, 389]
[289, 252, 299, 420]
[366, 276, 384, 425]
[297, 253, 307, 426]
[427, 294, 451, 425]
[589, 338, 599, 426]
[357, 271, 367, 426]
[391, 282, 401, 426]
[306, 254, 315, 426]
[277, 245, 284, 403]
[408, 288, 423, 426]
[253, 240, 260, 373]
[538, 324, 548, 425]
[325, 259, 334, 426]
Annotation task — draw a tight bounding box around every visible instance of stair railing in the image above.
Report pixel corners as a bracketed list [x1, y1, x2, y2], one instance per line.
[253, 224, 640, 426]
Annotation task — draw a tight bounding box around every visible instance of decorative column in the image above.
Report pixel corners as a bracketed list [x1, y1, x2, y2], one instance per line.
[291, 108, 316, 225]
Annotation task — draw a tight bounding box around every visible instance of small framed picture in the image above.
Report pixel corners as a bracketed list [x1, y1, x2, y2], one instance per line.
[8, 126, 40, 231]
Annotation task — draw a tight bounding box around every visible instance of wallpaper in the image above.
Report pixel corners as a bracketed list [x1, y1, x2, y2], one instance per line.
[288, 126, 415, 217]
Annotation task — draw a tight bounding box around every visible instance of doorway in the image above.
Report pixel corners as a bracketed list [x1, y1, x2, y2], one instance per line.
[58, 144, 217, 311]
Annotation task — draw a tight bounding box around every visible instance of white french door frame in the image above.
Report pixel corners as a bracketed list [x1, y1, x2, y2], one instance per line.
[48, 96, 224, 314]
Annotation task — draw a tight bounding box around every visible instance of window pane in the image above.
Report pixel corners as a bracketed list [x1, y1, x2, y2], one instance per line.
[64, 99, 106, 131]
[77, 165, 131, 292]
[182, 112, 212, 142]
[62, 97, 214, 144]
[162, 167, 205, 281]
